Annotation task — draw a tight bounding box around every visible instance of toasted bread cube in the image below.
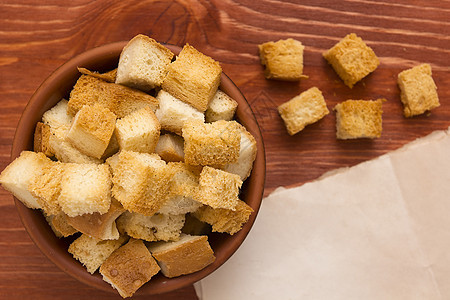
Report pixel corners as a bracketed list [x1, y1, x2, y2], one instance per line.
[193, 200, 253, 235]
[183, 120, 240, 166]
[68, 75, 159, 117]
[116, 34, 174, 91]
[69, 234, 128, 274]
[44, 212, 78, 238]
[100, 239, 160, 298]
[42, 99, 73, 139]
[117, 211, 185, 242]
[33, 122, 53, 157]
[78, 67, 117, 83]
[334, 99, 384, 140]
[221, 123, 257, 181]
[0, 151, 52, 209]
[115, 106, 161, 153]
[148, 234, 215, 278]
[162, 44, 222, 112]
[49, 134, 103, 164]
[66, 199, 125, 240]
[323, 33, 379, 88]
[157, 162, 202, 215]
[194, 166, 242, 211]
[155, 90, 205, 135]
[258, 38, 308, 81]
[205, 90, 238, 123]
[111, 151, 171, 216]
[58, 163, 111, 217]
[155, 133, 185, 162]
[66, 104, 117, 159]
[397, 63, 440, 117]
[29, 161, 65, 215]
[278, 87, 329, 135]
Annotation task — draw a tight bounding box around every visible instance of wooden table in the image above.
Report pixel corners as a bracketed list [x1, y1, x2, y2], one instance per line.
[1, 1, 449, 299]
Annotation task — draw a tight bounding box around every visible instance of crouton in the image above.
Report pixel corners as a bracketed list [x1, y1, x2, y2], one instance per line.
[162, 44, 222, 112]
[58, 163, 112, 217]
[277, 87, 329, 135]
[111, 151, 171, 216]
[29, 161, 65, 215]
[44, 212, 78, 238]
[155, 90, 204, 135]
[221, 123, 257, 181]
[397, 63, 440, 117]
[68, 234, 128, 274]
[68, 75, 158, 118]
[66, 199, 125, 240]
[182, 120, 240, 166]
[66, 103, 117, 159]
[49, 134, 103, 164]
[193, 199, 253, 235]
[155, 133, 185, 162]
[148, 234, 215, 278]
[115, 106, 161, 153]
[323, 33, 379, 88]
[258, 38, 308, 81]
[116, 34, 174, 91]
[334, 99, 384, 139]
[33, 122, 53, 157]
[100, 239, 160, 298]
[205, 90, 238, 123]
[42, 99, 72, 139]
[0, 151, 53, 209]
[194, 166, 242, 211]
[117, 211, 185, 242]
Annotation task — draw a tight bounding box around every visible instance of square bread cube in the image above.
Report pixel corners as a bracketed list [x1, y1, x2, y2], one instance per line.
[205, 90, 238, 123]
[155, 133, 185, 162]
[66, 199, 125, 240]
[155, 90, 205, 135]
[111, 151, 171, 216]
[68, 75, 159, 118]
[278, 87, 329, 135]
[334, 99, 384, 140]
[194, 166, 242, 211]
[258, 38, 308, 81]
[148, 234, 215, 278]
[44, 212, 78, 238]
[42, 99, 73, 139]
[58, 163, 112, 217]
[182, 120, 240, 166]
[33, 122, 53, 157]
[29, 161, 65, 216]
[117, 211, 185, 242]
[0, 151, 53, 209]
[116, 34, 174, 91]
[115, 106, 161, 153]
[323, 33, 379, 88]
[162, 44, 222, 112]
[193, 199, 253, 235]
[66, 103, 117, 159]
[68, 234, 127, 274]
[397, 63, 440, 117]
[49, 134, 103, 164]
[100, 239, 160, 298]
[221, 123, 258, 181]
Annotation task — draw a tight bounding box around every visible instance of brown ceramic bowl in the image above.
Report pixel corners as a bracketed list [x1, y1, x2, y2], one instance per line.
[11, 41, 265, 295]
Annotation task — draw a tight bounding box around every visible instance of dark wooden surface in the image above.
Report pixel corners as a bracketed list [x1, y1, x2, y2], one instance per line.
[1, 1, 449, 299]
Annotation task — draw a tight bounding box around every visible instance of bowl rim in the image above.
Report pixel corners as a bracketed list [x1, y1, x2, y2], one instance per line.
[11, 41, 266, 295]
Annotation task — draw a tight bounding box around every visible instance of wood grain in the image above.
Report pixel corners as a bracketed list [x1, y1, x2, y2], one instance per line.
[0, 0, 449, 299]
